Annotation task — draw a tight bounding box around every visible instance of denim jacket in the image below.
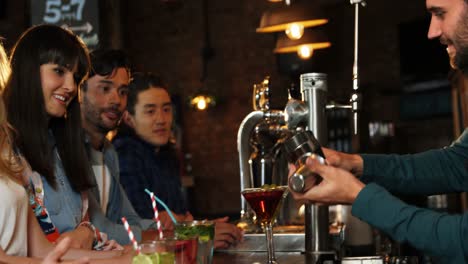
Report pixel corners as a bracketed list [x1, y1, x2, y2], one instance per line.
[42, 147, 83, 233]
[40, 133, 84, 234]
[85, 136, 156, 244]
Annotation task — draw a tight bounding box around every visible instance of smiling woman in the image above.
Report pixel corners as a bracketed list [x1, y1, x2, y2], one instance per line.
[2, 24, 99, 248]
[39, 63, 79, 118]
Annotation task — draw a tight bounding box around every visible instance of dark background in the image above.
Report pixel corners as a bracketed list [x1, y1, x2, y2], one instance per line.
[0, 0, 456, 217]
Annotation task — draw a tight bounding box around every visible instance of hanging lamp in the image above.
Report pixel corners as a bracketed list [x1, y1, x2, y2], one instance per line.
[189, 0, 216, 111]
[257, 0, 328, 40]
[274, 28, 331, 59]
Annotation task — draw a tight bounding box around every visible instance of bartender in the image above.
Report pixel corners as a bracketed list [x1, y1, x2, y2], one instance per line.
[289, 0, 468, 263]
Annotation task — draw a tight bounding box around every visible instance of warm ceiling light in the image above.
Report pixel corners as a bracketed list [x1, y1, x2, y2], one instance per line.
[257, 1, 328, 40]
[190, 94, 216, 111]
[274, 28, 331, 59]
[297, 45, 313, 59]
[285, 23, 304, 40]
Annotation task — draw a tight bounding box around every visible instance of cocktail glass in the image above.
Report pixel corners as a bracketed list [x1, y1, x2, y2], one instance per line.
[133, 240, 176, 264]
[135, 237, 198, 264]
[241, 185, 288, 264]
[175, 220, 215, 264]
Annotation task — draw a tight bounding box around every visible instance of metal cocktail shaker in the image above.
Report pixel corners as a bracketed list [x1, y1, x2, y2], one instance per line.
[284, 131, 326, 193]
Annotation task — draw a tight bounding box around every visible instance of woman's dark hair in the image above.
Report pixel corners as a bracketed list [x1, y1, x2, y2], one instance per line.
[116, 72, 168, 137]
[3, 24, 93, 191]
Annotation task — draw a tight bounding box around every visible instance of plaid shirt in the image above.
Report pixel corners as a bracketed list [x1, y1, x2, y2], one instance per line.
[113, 134, 188, 219]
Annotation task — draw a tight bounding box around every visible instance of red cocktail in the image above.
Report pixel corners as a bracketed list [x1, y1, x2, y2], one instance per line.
[242, 186, 288, 264]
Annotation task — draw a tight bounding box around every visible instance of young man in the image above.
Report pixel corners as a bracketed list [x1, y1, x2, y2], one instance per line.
[113, 73, 244, 249]
[80, 49, 158, 244]
[290, 0, 468, 262]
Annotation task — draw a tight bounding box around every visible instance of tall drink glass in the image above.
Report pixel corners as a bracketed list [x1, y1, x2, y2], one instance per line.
[175, 220, 215, 264]
[242, 185, 288, 264]
[133, 240, 176, 264]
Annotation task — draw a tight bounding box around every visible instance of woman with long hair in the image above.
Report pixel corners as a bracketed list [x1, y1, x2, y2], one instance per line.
[0, 36, 130, 263]
[1, 25, 133, 262]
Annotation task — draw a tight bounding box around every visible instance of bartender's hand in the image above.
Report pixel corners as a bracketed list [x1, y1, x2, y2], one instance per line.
[289, 157, 365, 205]
[213, 217, 244, 249]
[322, 147, 364, 177]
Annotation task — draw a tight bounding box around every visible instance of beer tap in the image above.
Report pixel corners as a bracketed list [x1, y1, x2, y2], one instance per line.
[236, 1, 369, 262]
[238, 77, 290, 224]
[280, 1, 367, 262]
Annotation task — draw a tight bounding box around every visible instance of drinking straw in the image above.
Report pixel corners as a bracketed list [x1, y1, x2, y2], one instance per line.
[121, 217, 140, 254]
[144, 188, 178, 224]
[149, 191, 164, 239]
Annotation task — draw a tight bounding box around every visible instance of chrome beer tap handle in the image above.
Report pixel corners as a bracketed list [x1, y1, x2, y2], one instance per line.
[253, 76, 271, 111]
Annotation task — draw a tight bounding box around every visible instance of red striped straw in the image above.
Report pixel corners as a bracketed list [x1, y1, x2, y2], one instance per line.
[150, 192, 164, 239]
[121, 217, 140, 254]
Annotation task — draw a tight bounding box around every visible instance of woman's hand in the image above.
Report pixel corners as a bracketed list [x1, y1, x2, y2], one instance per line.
[42, 238, 89, 264]
[99, 240, 123, 251]
[55, 226, 94, 250]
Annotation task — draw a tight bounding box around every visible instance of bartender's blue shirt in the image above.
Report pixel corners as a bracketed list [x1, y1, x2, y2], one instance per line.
[353, 128, 468, 263]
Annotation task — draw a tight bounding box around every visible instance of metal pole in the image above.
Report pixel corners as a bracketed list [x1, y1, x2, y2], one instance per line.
[349, 0, 366, 135]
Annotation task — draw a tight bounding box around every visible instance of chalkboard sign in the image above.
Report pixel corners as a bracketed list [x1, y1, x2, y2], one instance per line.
[31, 0, 99, 50]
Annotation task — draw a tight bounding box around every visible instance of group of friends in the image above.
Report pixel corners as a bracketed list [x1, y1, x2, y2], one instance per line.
[0, 23, 242, 264]
[0, 0, 468, 263]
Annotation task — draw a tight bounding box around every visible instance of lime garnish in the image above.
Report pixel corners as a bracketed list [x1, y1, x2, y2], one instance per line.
[159, 252, 175, 264]
[132, 254, 153, 264]
[199, 235, 210, 242]
[261, 184, 277, 189]
[149, 253, 160, 264]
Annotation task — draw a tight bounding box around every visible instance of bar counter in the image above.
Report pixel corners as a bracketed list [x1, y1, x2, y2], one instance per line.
[213, 251, 305, 264]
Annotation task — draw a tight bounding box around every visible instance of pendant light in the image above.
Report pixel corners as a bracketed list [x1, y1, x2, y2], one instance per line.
[274, 28, 331, 59]
[189, 0, 216, 111]
[257, 0, 328, 40]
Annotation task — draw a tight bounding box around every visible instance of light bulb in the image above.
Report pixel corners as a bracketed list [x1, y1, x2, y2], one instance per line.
[285, 23, 304, 40]
[196, 98, 207, 110]
[297, 45, 313, 59]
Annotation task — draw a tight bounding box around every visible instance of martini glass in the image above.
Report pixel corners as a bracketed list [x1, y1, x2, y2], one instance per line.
[241, 186, 288, 264]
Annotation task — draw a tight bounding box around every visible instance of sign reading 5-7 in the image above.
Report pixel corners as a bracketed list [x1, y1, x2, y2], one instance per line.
[43, 0, 85, 23]
[31, 0, 99, 49]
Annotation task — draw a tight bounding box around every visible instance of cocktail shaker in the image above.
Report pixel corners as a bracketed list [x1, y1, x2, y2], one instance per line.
[284, 130, 326, 193]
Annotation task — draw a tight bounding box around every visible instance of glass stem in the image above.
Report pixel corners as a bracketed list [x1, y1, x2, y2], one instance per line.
[265, 222, 277, 264]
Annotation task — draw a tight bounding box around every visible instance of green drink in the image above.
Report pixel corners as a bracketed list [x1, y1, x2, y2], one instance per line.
[132, 254, 153, 264]
[159, 252, 176, 264]
[135, 241, 176, 264]
[175, 220, 215, 264]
